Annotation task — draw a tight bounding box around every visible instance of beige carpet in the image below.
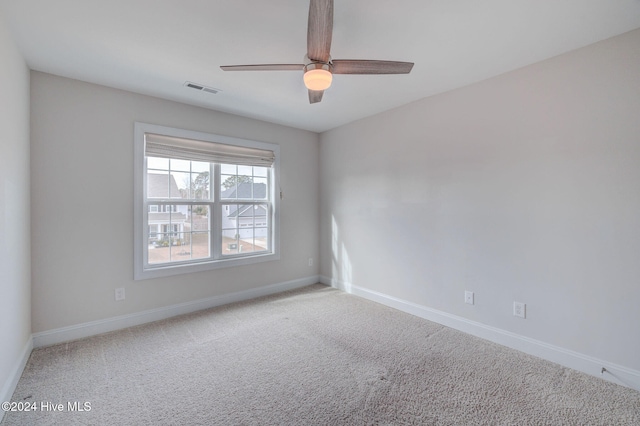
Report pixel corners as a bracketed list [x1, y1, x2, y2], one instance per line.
[3, 284, 639, 425]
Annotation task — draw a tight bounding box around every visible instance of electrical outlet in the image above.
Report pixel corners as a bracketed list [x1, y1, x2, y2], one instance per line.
[308, 257, 313, 267]
[464, 291, 474, 305]
[513, 301, 526, 318]
[115, 288, 125, 301]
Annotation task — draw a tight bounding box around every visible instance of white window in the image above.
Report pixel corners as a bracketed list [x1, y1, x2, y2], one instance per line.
[134, 123, 280, 280]
[148, 225, 159, 239]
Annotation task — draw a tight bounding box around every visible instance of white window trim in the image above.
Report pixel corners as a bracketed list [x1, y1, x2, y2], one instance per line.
[134, 122, 280, 280]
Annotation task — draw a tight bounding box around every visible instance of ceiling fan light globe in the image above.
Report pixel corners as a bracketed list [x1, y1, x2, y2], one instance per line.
[304, 68, 332, 91]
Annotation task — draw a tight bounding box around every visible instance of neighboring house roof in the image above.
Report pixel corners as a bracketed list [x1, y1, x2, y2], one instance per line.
[228, 205, 267, 219]
[221, 183, 268, 220]
[148, 212, 186, 222]
[221, 182, 266, 199]
[148, 173, 182, 198]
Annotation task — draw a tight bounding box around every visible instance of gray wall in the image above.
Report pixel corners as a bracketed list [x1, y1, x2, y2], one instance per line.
[30, 72, 319, 332]
[0, 16, 31, 401]
[320, 29, 640, 371]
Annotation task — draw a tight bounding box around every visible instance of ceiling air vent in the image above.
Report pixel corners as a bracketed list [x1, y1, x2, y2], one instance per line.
[184, 81, 221, 95]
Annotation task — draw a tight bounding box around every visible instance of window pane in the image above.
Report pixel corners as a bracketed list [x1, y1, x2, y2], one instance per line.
[253, 203, 269, 252]
[170, 237, 191, 260]
[148, 234, 171, 264]
[147, 157, 169, 170]
[221, 203, 268, 256]
[170, 207, 187, 240]
[147, 205, 212, 265]
[256, 204, 268, 224]
[238, 228, 255, 253]
[147, 172, 169, 198]
[238, 204, 253, 226]
[170, 159, 190, 172]
[237, 178, 253, 199]
[221, 176, 253, 198]
[191, 205, 210, 231]
[253, 166, 268, 177]
[222, 229, 239, 255]
[222, 204, 238, 231]
[191, 171, 210, 200]
[191, 161, 209, 173]
[237, 165, 252, 176]
[253, 177, 268, 199]
[189, 206, 210, 260]
[221, 178, 254, 199]
[220, 163, 257, 200]
[221, 164, 236, 175]
[149, 226, 162, 241]
[171, 172, 190, 198]
[221, 174, 237, 199]
[190, 232, 210, 260]
[254, 227, 269, 251]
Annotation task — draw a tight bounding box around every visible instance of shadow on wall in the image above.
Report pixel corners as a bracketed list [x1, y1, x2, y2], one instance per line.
[331, 215, 352, 290]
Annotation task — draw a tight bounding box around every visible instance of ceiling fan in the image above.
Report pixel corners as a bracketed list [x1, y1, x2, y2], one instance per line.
[220, 0, 414, 104]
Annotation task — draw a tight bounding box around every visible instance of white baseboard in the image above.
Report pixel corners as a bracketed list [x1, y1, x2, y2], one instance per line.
[0, 336, 33, 423]
[320, 275, 640, 392]
[33, 275, 320, 348]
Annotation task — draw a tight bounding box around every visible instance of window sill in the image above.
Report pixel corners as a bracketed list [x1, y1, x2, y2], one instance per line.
[134, 251, 280, 280]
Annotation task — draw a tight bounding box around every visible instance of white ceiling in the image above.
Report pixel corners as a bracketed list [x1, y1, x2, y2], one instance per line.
[2, 0, 640, 133]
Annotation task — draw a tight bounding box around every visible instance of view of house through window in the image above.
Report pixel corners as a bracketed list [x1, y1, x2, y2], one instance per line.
[135, 123, 279, 279]
[146, 159, 271, 265]
[146, 157, 212, 265]
[221, 164, 269, 256]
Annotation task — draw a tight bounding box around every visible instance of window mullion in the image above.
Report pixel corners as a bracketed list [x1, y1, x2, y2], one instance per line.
[212, 163, 222, 259]
[142, 153, 152, 268]
[266, 168, 272, 252]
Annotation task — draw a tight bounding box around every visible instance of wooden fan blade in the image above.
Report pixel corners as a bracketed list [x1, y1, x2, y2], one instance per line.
[308, 89, 324, 104]
[307, 0, 333, 62]
[220, 64, 304, 71]
[331, 60, 414, 74]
